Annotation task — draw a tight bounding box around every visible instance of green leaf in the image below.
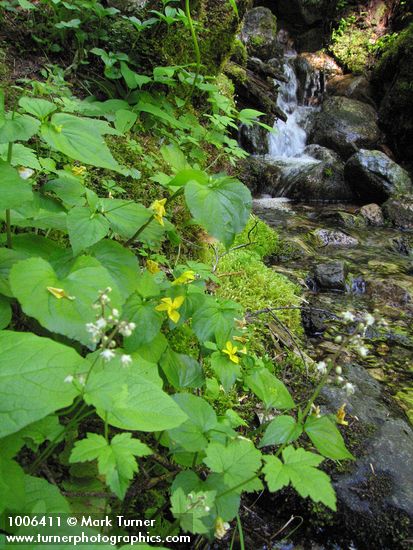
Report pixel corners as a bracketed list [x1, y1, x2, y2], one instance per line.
[100, 199, 152, 240]
[70, 432, 151, 499]
[0, 159, 33, 210]
[304, 415, 354, 460]
[18, 97, 57, 120]
[263, 446, 336, 510]
[0, 247, 26, 297]
[0, 143, 41, 170]
[259, 416, 302, 448]
[85, 358, 187, 432]
[159, 348, 204, 389]
[185, 176, 251, 248]
[90, 239, 139, 300]
[0, 455, 26, 513]
[204, 439, 262, 493]
[114, 109, 138, 133]
[67, 206, 110, 255]
[10, 257, 123, 346]
[23, 475, 71, 513]
[122, 292, 163, 348]
[245, 368, 295, 410]
[171, 486, 216, 535]
[0, 113, 40, 144]
[167, 394, 217, 452]
[43, 173, 86, 207]
[210, 352, 240, 392]
[0, 331, 86, 437]
[136, 101, 184, 129]
[0, 295, 11, 329]
[120, 62, 152, 90]
[40, 113, 122, 172]
[192, 297, 241, 347]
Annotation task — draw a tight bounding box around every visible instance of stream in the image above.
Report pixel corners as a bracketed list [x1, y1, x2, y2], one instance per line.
[243, 33, 413, 550]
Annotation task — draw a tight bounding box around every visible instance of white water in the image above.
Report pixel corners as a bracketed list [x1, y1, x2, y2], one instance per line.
[268, 47, 320, 160]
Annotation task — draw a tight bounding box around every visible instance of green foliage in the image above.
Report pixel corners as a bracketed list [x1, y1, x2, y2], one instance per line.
[330, 15, 373, 73]
[0, 1, 354, 543]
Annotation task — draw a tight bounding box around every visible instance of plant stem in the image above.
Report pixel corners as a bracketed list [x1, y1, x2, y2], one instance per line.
[5, 141, 13, 249]
[184, 0, 201, 103]
[125, 187, 184, 246]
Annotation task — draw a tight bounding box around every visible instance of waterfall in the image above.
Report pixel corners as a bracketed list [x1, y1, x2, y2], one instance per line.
[268, 42, 321, 160]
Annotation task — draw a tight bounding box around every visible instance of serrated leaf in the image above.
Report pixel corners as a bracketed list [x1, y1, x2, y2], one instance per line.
[70, 432, 151, 499]
[192, 297, 241, 347]
[304, 415, 354, 460]
[0, 113, 40, 144]
[185, 176, 251, 248]
[10, 257, 123, 346]
[167, 394, 217, 452]
[0, 143, 41, 170]
[121, 292, 163, 349]
[204, 439, 262, 493]
[0, 331, 86, 437]
[245, 368, 295, 410]
[263, 446, 336, 510]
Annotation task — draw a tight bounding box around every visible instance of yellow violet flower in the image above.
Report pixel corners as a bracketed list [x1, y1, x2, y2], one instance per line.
[71, 165, 86, 177]
[172, 270, 196, 285]
[155, 296, 185, 323]
[222, 341, 239, 364]
[336, 403, 348, 426]
[146, 259, 160, 274]
[47, 286, 75, 301]
[151, 198, 167, 226]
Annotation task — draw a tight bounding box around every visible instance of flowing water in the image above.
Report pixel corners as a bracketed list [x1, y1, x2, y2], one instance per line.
[248, 33, 413, 550]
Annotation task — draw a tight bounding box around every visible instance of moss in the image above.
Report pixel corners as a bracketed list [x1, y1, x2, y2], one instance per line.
[215, 249, 303, 355]
[233, 215, 280, 260]
[167, 324, 200, 358]
[330, 23, 373, 73]
[224, 61, 248, 86]
[231, 38, 248, 67]
[215, 73, 236, 109]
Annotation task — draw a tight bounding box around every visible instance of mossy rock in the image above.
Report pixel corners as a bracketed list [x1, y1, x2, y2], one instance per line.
[373, 23, 413, 160]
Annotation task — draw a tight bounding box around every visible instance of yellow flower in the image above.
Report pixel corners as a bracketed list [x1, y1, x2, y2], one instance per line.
[336, 403, 348, 426]
[155, 296, 185, 323]
[47, 286, 75, 301]
[172, 270, 196, 285]
[151, 198, 167, 226]
[214, 517, 230, 540]
[222, 341, 239, 364]
[71, 165, 86, 177]
[146, 259, 160, 274]
[310, 404, 321, 418]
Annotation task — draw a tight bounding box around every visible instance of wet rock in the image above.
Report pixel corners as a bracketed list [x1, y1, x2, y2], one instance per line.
[345, 150, 412, 203]
[247, 56, 286, 80]
[295, 52, 341, 103]
[366, 278, 412, 308]
[320, 364, 413, 548]
[327, 74, 374, 106]
[382, 195, 413, 229]
[308, 229, 359, 248]
[310, 97, 381, 160]
[239, 124, 270, 155]
[301, 304, 336, 336]
[313, 260, 347, 291]
[240, 149, 354, 202]
[389, 235, 413, 257]
[323, 210, 366, 229]
[359, 203, 384, 226]
[240, 7, 278, 61]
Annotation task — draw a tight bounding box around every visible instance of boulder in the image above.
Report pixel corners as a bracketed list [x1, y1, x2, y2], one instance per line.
[345, 150, 412, 203]
[308, 228, 359, 247]
[239, 123, 270, 155]
[382, 195, 413, 229]
[310, 97, 381, 160]
[389, 235, 413, 257]
[313, 260, 347, 291]
[240, 7, 278, 61]
[327, 74, 374, 106]
[359, 203, 384, 226]
[320, 364, 413, 548]
[239, 150, 354, 202]
[372, 23, 413, 161]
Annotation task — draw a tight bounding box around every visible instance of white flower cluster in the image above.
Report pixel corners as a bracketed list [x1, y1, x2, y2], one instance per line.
[86, 287, 135, 365]
[315, 360, 355, 396]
